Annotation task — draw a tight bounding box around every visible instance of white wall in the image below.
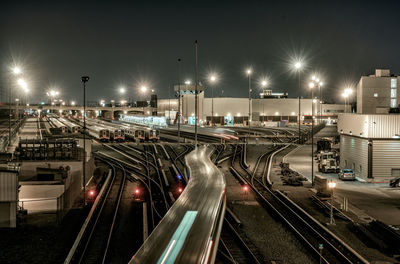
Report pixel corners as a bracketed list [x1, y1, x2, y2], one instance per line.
[338, 113, 400, 138]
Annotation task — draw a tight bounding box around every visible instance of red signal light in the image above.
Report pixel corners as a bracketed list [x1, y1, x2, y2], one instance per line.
[89, 190, 95, 196]
[135, 189, 140, 194]
[243, 185, 248, 192]
[178, 187, 183, 193]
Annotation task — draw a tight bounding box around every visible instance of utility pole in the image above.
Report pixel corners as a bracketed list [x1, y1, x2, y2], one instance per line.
[177, 58, 181, 143]
[298, 72, 301, 143]
[311, 88, 315, 186]
[194, 40, 198, 149]
[81, 76, 89, 205]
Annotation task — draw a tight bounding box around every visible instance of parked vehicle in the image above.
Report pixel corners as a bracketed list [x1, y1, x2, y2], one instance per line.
[318, 151, 340, 173]
[317, 139, 332, 152]
[339, 169, 356, 181]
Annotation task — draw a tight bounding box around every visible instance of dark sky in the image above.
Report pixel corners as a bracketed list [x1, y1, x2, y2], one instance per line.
[2, 0, 400, 104]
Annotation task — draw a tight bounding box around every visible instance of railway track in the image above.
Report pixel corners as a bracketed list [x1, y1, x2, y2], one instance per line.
[230, 145, 369, 264]
[66, 158, 126, 264]
[219, 209, 263, 264]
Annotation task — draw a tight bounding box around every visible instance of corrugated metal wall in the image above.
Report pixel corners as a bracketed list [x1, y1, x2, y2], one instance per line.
[0, 172, 18, 202]
[372, 140, 400, 180]
[338, 114, 400, 138]
[340, 135, 369, 179]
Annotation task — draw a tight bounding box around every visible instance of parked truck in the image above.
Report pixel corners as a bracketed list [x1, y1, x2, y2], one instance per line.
[318, 151, 340, 173]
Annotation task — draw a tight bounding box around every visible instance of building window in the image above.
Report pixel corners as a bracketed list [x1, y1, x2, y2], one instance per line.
[391, 78, 397, 88]
[374, 93, 378, 97]
[391, 98, 397, 108]
[391, 89, 397, 98]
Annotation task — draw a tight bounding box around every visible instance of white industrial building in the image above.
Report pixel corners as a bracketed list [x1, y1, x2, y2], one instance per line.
[156, 84, 345, 126]
[0, 168, 18, 228]
[338, 113, 400, 182]
[357, 69, 400, 114]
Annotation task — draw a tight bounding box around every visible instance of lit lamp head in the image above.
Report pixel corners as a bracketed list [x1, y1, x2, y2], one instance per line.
[185, 80, 191, 85]
[261, 80, 268, 87]
[294, 61, 302, 70]
[12, 66, 21, 75]
[119, 87, 126, 94]
[342, 93, 348, 98]
[328, 182, 336, 189]
[345, 88, 353, 95]
[246, 68, 252, 75]
[140, 86, 147, 93]
[210, 75, 216, 82]
[309, 82, 315, 89]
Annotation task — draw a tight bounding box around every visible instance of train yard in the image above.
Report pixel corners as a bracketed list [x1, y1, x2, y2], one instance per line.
[1, 114, 398, 264]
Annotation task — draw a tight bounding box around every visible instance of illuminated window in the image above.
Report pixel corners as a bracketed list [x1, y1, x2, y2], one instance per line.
[391, 98, 397, 108]
[391, 78, 397, 88]
[391, 89, 397, 98]
[374, 93, 378, 97]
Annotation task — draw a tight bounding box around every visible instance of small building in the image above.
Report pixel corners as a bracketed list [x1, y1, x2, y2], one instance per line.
[357, 69, 400, 114]
[338, 113, 400, 182]
[0, 167, 18, 228]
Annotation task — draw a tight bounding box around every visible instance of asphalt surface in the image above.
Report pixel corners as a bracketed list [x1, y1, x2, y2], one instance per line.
[285, 144, 400, 226]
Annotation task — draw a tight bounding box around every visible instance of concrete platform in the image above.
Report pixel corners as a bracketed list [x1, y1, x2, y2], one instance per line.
[284, 144, 400, 226]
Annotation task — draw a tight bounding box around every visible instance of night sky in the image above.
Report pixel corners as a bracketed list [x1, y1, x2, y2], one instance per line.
[2, 0, 400, 104]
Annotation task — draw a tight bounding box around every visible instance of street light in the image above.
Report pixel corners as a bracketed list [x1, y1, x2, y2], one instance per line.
[293, 61, 303, 143]
[308, 78, 323, 186]
[342, 92, 349, 113]
[344, 88, 353, 113]
[185, 80, 191, 85]
[328, 181, 337, 225]
[119, 87, 126, 94]
[12, 67, 21, 75]
[260, 78, 268, 122]
[246, 68, 252, 141]
[81, 75, 89, 205]
[209, 73, 217, 126]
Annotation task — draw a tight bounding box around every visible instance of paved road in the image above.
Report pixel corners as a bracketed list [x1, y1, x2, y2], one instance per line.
[285, 144, 400, 225]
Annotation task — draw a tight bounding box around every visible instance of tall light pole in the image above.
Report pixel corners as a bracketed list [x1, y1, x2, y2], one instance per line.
[309, 81, 315, 186]
[309, 77, 323, 186]
[344, 88, 353, 113]
[246, 68, 252, 141]
[140, 85, 148, 114]
[194, 40, 198, 149]
[293, 61, 303, 143]
[81, 76, 89, 206]
[261, 79, 268, 123]
[319, 82, 324, 124]
[342, 93, 348, 113]
[177, 58, 182, 143]
[209, 74, 217, 126]
[9, 67, 22, 147]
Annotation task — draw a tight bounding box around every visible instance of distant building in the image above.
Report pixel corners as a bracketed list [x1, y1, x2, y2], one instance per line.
[357, 69, 400, 114]
[157, 88, 345, 126]
[259, 89, 288, 99]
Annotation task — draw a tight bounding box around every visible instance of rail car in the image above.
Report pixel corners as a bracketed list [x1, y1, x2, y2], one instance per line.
[111, 129, 125, 142]
[59, 117, 81, 134]
[98, 129, 111, 141]
[135, 129, 159, 142]
[49, 117, 68, 134]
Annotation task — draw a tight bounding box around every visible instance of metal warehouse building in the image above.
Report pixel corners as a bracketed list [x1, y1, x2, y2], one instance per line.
[338, 113, 400, 182]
